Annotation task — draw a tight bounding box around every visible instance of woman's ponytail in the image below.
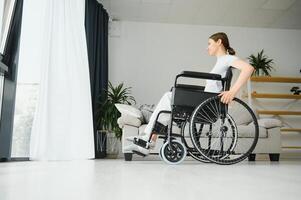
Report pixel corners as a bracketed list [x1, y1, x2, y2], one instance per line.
[227, 47, 236, 55]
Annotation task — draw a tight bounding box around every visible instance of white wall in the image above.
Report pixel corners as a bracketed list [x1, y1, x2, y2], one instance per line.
[109, 21, 301, 154]
[109, 21, 301, 106]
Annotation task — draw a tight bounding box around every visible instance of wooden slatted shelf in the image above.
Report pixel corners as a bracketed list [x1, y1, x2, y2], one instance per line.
[282, 146, 301, 149]
[248, 76, 301, 151]
[250, 76, 301, 83]
[257, 110, 301, 115]
[281, 128, 301, 132]
[251, 92, 301, 99]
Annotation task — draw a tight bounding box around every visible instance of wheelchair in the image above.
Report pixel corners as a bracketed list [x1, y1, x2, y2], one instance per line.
[134, 67, 259, 165]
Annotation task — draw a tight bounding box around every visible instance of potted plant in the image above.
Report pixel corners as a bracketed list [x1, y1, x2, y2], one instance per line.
[96, 82, 136, 158]
[247, 49, 275, 76]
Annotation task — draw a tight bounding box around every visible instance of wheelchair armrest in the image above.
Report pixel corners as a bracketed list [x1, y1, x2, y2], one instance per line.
[181, 71, 222, 80]
[175, 71, 222, 87]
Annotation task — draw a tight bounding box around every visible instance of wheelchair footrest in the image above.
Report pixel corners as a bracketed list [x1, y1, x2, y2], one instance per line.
[133, 138, 150, 149]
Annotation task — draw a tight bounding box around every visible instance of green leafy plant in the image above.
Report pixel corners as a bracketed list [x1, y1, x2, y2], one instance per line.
[96, 82, 136, 140]
[247, 49, 275, 76]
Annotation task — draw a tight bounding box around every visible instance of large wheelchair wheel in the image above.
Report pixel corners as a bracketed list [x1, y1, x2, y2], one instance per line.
[190, 96, 259, 165]
[180, 121, 211, 163]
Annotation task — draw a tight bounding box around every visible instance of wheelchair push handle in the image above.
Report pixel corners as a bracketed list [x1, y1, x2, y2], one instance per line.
[174, 71, 222, 87]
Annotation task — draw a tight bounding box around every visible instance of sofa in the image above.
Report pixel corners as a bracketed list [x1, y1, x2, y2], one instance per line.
[116, 104, 282, 162]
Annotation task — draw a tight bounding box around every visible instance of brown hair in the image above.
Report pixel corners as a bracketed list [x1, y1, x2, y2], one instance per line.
[209, 32, 236, 55]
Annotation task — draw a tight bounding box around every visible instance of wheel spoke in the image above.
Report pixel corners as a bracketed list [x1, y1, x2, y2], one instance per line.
[190, 96, 259, 165]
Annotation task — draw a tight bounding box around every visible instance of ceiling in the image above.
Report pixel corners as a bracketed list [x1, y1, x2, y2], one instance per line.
[98, 0, 301, 29]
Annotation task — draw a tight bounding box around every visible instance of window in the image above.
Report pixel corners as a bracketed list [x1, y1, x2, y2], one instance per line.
[0, 0, 16, 54]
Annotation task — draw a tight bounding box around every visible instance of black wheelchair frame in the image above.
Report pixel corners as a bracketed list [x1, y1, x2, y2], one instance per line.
[147, 67, 259, 165]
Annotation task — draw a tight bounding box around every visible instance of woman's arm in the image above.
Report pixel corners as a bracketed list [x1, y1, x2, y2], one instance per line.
[218, 59, 255, 104]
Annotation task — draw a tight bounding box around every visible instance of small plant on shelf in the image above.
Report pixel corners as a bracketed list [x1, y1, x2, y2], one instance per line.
[247, 49, 275, 76]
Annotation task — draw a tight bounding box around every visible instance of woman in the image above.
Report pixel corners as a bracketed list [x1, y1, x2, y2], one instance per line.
[124, 32, 255, 156]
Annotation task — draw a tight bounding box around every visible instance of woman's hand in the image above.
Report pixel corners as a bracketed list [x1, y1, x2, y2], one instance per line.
[218, 90, 237, 104]
[218, 59, 254, 104]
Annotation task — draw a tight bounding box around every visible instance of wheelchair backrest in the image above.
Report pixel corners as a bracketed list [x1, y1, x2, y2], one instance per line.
[171, 66, 234, 118]
[223, 66, 233, 91]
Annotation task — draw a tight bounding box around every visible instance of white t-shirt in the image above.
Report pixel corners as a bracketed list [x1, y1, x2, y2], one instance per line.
[204, 55, 238, 93]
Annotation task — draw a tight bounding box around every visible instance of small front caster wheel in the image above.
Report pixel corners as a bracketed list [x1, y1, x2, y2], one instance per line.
[161, 140, 186, 165]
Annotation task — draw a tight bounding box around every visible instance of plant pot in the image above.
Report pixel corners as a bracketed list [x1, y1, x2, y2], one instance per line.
[106, 132, 120, 159]
[95, 130, 107, 158]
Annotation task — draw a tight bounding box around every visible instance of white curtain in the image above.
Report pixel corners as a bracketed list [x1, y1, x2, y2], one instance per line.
[22, 0, 95, 160]
[0, 0, 3, 40]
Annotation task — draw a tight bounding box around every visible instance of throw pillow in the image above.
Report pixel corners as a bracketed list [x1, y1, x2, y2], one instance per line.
[139, 104, 155, 124]
[114, 104, 143, 120]
[117, 114, 142, 128]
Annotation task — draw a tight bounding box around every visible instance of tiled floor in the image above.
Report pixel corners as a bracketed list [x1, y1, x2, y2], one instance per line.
[0, 157, 300, 200]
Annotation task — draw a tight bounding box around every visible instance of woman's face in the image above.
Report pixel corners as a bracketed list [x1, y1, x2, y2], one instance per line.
[207, 38, 220, 56]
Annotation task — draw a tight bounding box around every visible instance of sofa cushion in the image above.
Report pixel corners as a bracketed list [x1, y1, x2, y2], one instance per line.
[117, 114, 142, 128]
[258, 118, 282, 129]
[237, 124, 267, 138]
[115, 104, 143, 120]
